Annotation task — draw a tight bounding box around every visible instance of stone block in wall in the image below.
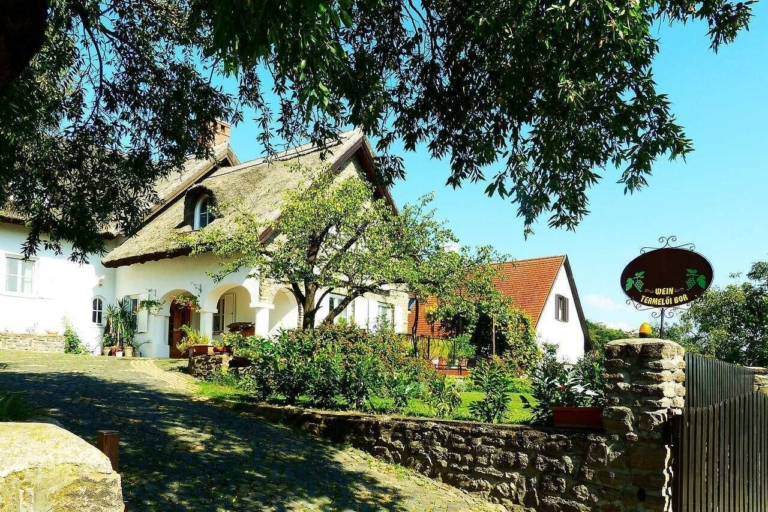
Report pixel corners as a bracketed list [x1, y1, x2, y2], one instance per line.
[0, 423, 123, 511]
[187, 354, 230, 380]
[0, 333, 65, 354]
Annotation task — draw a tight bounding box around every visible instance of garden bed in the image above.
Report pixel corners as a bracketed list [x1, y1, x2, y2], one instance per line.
[197, 379, 535, 424]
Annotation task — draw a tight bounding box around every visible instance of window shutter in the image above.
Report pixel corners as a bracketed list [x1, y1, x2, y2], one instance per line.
[565, 297, 570, 322]
[136, 293, 149, 333]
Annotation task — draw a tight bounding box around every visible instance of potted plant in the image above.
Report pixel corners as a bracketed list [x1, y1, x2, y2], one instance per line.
[171, 293, 200, 311]
[526, 344, 604, 429]
[138, 298, 164, 315]
[213, 334, 234, 355]
[452, 334, 475, 368]
[177, 325, 212, 357]
[103, 298, 138, 357]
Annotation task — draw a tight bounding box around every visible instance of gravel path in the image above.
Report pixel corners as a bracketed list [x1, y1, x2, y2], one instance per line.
[0, 351, 499, 512]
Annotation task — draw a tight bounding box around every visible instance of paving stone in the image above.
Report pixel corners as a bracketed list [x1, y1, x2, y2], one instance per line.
[0, 351, 499, 511]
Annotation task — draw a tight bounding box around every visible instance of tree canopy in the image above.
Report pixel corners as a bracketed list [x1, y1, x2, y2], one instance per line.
[189, 163, 506, 331]
[664, 261, 768, 367]
[1, 0, 755, 258]
[586, 320, 632, 352]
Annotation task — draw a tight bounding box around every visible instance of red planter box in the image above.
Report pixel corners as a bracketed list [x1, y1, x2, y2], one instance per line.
[551, 406, 604, 429]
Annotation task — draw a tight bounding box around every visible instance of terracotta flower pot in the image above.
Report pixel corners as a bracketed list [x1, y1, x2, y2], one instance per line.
[102, 347, 111, 356]
[124, 346, 134, 358]
[190, 344, 214, 356]
[551, 406, 604, 429]
[213, 346, 232, 355]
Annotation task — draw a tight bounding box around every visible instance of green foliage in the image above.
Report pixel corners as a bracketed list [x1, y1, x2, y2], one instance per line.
[663, 261, 768, 366]
[1, 0, 232, 260]
[190, 0, 752, 236]
[574, 350, 607, 407]
[0, 389, 39, 422]
[469, 357, 512, 423]
[525, 344, 603, 425]
[102, 298, 136, 348]
[176, 326, 212, 354]
[587, 320, 632, 353]
[62, 319, 86, 354]
[422, 375, 462, 418]
[4, 1, 754, 258]
[191, 164, 504, 331]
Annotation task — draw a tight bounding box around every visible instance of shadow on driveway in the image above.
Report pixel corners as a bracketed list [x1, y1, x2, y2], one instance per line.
[0, 356, 434, 511]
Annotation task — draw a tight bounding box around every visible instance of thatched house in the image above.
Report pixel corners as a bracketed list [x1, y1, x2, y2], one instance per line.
[0, 126, 408, 356]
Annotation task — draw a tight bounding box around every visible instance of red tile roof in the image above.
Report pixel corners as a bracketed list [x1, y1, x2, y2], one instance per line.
[407, 255, 566, 337]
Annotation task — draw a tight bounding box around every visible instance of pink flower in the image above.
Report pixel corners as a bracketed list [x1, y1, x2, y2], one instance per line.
[559, 385, 566, 392]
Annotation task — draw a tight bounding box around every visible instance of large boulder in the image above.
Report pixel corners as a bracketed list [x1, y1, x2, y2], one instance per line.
[0, 423, 123, 511]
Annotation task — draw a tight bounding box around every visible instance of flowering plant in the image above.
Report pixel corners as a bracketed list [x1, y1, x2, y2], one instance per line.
[171, 293, 200, 311]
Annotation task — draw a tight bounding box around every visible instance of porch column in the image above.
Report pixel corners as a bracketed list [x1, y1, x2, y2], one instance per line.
[152, 313, 170, 358]
[251, 302, 274, 336]
[199, 310, 216, 340]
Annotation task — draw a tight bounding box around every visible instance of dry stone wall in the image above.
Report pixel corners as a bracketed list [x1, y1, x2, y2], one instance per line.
[223, 338, 685, 512]
[750, 367, 768, 395]
[0, 332, 64, 353]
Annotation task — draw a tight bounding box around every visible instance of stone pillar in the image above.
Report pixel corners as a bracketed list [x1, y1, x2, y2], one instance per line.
[199, 310, 215, 340]
[750, 367, 768, 395]
[251, 302, 274, 336]
[602, 338, 686, 512]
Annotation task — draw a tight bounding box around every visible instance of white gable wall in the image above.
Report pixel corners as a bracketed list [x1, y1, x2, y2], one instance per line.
[536, 265, 585, 362]
[0, 224, 116, 353]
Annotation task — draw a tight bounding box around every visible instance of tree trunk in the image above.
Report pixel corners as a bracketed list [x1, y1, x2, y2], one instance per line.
[0, 0, 47, 93]
[411, 298, 420, 356]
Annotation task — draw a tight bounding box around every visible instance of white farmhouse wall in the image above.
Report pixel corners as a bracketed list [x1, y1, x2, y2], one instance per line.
[113, 252, 257, 357]
[536, 265, 585, 362]
[0, 224, 116, 353]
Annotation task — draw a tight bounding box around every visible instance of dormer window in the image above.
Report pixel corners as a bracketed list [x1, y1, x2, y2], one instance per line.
[194, 195, 213, 230]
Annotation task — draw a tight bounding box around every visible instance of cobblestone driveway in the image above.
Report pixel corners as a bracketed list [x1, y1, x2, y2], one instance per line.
[0, 351, 498, 512]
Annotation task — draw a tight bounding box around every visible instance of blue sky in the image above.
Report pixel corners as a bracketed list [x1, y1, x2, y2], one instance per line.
[223, 7, 768, 331]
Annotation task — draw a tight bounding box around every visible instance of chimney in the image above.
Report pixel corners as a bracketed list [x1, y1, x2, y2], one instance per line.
[213, 120, 230, 146]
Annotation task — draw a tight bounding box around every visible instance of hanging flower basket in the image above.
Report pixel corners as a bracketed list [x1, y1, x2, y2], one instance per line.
[551, 406, 604, 429]
[172, 294, 200, 311]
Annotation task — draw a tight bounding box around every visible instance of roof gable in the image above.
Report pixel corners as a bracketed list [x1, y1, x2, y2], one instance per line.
[102, 129, 384, 268]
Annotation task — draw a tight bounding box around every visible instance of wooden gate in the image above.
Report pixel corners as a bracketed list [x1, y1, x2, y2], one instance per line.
[672, 353, 768, 512]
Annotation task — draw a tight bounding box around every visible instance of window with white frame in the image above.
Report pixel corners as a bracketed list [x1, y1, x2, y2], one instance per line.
[5, 255, 35, 294]
[555, 294, 569, 322]
[194, 196, 213, 229]
[328, 294, 351, 324]
[92, 297, 104, 325]
[377, 302, 394, 327]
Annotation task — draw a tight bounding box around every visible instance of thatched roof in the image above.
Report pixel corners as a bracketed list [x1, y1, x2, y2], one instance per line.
[102, 129, 387, 268]
[0, 142, 238, 237]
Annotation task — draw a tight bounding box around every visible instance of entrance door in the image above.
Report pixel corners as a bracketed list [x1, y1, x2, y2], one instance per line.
[168, 300, 192, 358]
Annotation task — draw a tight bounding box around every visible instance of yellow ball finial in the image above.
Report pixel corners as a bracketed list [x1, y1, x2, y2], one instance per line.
[639, 322, 652, 338]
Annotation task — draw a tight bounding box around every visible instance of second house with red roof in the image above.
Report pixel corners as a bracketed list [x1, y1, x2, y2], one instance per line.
[407, 255, 590, 362]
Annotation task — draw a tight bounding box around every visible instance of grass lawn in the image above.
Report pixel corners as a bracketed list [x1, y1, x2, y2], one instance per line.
[198, 381, 535, 424]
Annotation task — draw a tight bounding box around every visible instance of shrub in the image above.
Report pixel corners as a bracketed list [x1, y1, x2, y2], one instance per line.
[574, 349, 607, 406]
[469, 357, 512, 423]
[423, 375, 462, 418]
[63, 320, 86, 354]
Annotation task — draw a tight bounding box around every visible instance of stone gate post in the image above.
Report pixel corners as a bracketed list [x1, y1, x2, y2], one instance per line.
[601, 338, 685, 512]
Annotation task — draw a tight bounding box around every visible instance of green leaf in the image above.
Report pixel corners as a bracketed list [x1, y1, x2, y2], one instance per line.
[697, 275, 707, 289]
[625, 278, 635, 291]
[687, 269, 698, 275]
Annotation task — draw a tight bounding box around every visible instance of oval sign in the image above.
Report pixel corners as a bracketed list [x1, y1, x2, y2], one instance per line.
[620, 248, 713, 308]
